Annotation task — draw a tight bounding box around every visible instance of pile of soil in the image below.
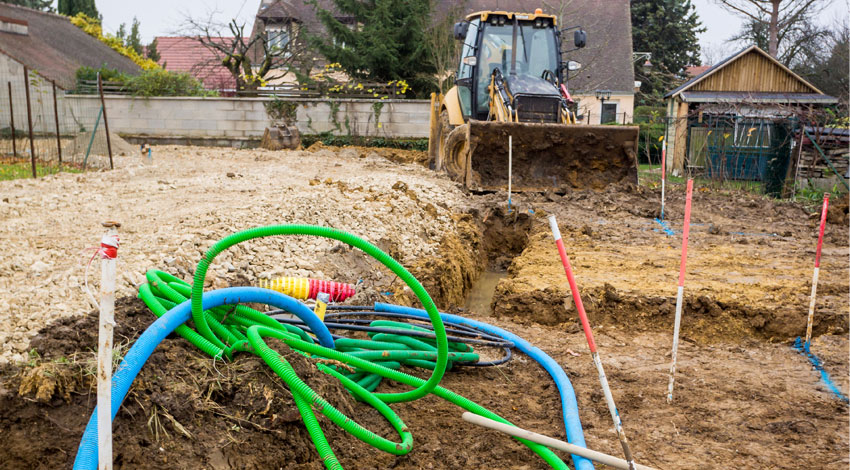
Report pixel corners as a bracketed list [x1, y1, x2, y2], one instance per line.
[306, 141, 428, 166]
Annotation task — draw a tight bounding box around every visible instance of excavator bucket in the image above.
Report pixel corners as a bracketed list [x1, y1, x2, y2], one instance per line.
[447, 121, 640, 193]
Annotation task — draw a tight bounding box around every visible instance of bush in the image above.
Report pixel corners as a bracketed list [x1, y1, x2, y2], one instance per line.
[75, 65, 128, 84]
[123, 69, 216, 97]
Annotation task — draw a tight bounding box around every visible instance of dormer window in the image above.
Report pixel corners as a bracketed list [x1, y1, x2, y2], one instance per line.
[267, 25, 290, 53]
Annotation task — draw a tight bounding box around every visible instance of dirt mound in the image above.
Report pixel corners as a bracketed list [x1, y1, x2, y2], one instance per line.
[0, 296, 577, 469]
[493, 281, 848, 342]
[4, 297, 366, 469]
[306, 142, 428, 166]
[827, 195, 849, 225]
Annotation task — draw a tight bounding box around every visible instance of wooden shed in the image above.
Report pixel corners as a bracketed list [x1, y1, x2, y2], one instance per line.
[663, 46, 837, 193]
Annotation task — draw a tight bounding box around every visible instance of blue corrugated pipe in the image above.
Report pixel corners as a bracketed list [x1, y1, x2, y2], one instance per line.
[73, 287, 332, 470]
[373, 302, 595, 470]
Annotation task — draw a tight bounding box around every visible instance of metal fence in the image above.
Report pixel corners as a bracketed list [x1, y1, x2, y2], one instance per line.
[1, 67, 113, 177]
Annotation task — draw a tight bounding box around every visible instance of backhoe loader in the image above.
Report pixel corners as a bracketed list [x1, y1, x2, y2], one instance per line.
[428, 9, 639, 192]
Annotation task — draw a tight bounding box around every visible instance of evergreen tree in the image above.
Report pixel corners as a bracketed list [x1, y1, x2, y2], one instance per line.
[58, 0, 99, 19]
[146, 37, 161, 63]
[127, 17, 143, 55]
[631, 0, 704, 106]
[310, 0, 435, 96]
[115, 22, 126, 42]
[0, 0, 53, 11]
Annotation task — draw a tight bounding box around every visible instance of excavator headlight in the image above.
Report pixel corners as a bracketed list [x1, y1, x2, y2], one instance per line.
[535, 18, 542, 28]
[497, 16, 505, 25]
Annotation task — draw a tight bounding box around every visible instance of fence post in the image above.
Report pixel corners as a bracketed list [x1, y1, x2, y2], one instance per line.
[23, 66, 36, 178]
[52, 81, 62, 164]
[8, 81, 16, 159]
[97, 73, 114, 169]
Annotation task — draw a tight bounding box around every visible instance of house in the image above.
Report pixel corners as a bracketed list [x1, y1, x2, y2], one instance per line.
[252, 0, 635, 123]
[154, 37, 239, 91]
[662, 45, 837, 195]
[0, 4, 140, 90]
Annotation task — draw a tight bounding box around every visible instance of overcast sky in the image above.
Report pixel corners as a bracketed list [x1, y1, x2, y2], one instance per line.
[72, 0, 850, 64]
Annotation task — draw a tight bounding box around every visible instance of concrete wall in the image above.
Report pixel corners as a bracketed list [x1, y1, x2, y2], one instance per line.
[64, 95, 432, 145]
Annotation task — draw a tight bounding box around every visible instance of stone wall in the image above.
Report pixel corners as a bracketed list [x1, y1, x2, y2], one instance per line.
[65, 95, 431, 146]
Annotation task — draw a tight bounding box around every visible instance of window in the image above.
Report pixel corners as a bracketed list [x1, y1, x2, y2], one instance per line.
[474, 22, 558, 116]
[601, 102, 618, 124]
[267, 26, 290, 55]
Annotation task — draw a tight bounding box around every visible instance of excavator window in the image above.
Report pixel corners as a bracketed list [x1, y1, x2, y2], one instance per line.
[456, 18, 479, 118]
[474, 21, 559, 117]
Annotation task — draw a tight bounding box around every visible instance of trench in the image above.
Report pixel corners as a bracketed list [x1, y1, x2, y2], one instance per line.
[463, 207, 533, 316]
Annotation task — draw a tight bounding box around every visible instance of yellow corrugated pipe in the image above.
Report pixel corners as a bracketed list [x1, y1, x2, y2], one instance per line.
[259, 277, 311, 300]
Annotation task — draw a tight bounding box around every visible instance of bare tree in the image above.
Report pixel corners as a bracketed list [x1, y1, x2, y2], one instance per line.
[425, 2, 462, 94]
[182, 13, 307, 94]
[713, 0, 830, 57]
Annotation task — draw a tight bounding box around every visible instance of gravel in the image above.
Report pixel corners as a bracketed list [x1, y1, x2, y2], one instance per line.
[0, 146, 469, 364]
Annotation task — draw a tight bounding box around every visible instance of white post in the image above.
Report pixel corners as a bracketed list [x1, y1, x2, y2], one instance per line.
[461, 412, 658, 470]
[98, 222, 120, 470]
[508, 135, 512, 208]
[667, 180, 693, 403]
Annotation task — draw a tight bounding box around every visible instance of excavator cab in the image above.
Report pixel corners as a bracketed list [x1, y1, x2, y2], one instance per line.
[430, 10, 639, 193]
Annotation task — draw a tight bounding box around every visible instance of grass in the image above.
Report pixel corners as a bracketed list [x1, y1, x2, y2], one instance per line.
[0, 157, 81, 181]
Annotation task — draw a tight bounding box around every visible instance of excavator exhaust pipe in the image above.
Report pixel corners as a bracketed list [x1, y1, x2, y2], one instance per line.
[442, 121, 640, 193]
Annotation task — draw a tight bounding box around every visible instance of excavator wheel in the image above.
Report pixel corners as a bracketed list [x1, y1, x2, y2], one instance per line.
[443, 124, 469, 184]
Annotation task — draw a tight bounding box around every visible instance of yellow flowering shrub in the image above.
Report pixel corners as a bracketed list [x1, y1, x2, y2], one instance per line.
[70, 13, 160, 71]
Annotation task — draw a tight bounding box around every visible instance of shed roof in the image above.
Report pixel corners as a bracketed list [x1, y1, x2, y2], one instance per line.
[680, 91, 837, 104]
[665, 45, 823, 99]
[0, 3, 140, 89]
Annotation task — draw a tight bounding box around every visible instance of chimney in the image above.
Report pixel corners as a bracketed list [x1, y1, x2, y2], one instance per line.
[0, 16, 28, 35]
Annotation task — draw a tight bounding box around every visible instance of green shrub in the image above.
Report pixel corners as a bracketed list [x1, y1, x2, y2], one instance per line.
[75, 65, 128, 85]
[123, 69, 216, 97]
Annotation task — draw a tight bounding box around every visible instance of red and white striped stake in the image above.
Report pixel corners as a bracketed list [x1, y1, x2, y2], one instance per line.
[660, 139, 667, 220]
[805, 194, 829, 348]
[98, 222, 120, 470]
[666, 179, 693, 403]
[548, 215, 637, 470]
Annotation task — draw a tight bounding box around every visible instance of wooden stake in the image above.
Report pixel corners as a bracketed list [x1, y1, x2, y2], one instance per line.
[805, 194, 829, 347]
[98, 221, 120, 470]
[660, 139, 666, 220]
[508, 135, 512, 208]
[667, 179, 694, 403]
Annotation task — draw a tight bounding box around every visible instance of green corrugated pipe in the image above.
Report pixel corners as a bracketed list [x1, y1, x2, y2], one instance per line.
[189, 225, 449, 404]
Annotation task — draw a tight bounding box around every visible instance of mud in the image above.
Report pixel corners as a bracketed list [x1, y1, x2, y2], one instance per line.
[488, 185, 849, 344]
[0, 297, 573, 470]
[464, 121, 639, 192]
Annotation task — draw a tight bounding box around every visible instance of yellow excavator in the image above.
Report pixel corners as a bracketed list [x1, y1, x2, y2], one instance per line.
[428, 9, 639, 192]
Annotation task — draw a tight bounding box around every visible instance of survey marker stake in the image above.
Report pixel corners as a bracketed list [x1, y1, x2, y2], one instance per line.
[667, 179, 694, 403]
[805, 194, 829, 348]
[548, 215, 637, 470]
